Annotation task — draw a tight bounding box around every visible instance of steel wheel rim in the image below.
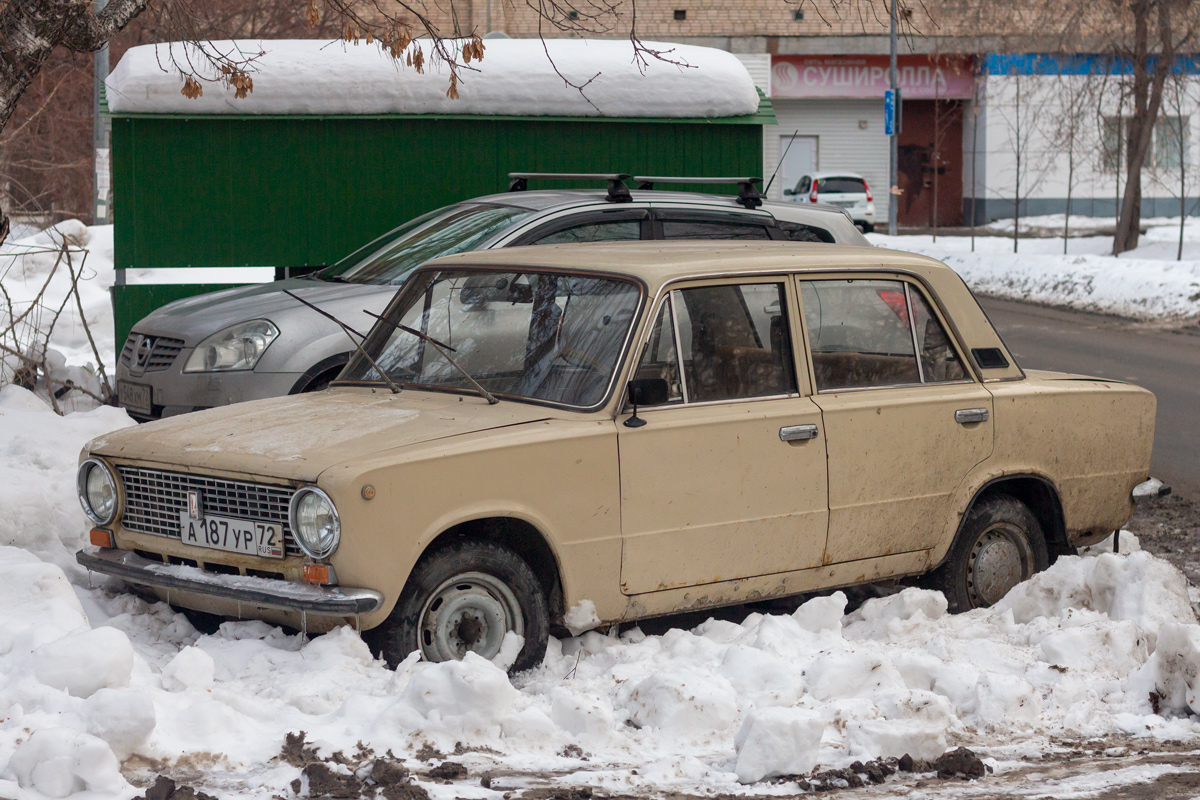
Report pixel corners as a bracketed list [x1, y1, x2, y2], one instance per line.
[966, 522, 1035, 607]
[418, 571, 524, 663]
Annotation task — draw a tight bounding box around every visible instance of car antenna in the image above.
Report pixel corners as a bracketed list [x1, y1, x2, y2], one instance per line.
[281, 290, 402, 394]
[362, 309, 499, 405]
[764, 129, 800, 195]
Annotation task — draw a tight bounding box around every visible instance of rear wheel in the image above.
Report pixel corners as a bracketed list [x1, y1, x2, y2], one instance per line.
[860, 222, 875, 233]
[366, 540, 549, 673]
[926, 494, 1048, 612]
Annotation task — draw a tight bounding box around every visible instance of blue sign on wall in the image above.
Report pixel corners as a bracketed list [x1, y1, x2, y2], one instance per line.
[884, 90, 895, 135]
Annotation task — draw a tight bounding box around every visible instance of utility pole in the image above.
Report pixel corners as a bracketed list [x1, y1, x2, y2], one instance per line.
[94, 0, 120, 289]
[888, 0, 899, 235]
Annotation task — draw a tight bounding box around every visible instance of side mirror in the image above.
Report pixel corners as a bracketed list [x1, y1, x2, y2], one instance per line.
[783, 189, 794, 196]
[624, 377, 669, 428]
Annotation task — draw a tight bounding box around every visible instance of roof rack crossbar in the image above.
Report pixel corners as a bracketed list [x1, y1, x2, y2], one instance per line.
[507, 172, 633, 203]
[632, 176, 764, 210]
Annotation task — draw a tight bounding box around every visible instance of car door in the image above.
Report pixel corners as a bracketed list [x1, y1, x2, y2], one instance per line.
[616, 278, 829, 594]
[796, 275, 993, 564]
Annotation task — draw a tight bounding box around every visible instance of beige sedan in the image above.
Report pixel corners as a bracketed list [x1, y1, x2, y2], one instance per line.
[76, 242, 1166, 672]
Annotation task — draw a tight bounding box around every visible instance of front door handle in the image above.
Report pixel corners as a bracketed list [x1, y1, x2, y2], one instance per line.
[955, 408, 990, 424]
[780, 424, 819, 442]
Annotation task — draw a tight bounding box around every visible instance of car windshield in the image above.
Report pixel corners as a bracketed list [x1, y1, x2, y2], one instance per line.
[318, 203, 537, 285]
[343, 268, 642, 407]
[817, 177, 867, 194]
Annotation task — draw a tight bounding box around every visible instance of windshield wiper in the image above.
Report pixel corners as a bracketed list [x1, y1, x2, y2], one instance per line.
[281, 290, 402, 394]
[363, 309, 499, 405]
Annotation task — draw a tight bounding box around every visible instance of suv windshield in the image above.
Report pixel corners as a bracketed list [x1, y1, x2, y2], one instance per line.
[318, 203, 536, 285]
[343, 268, 641, 407]
[817, 177, 867, 194]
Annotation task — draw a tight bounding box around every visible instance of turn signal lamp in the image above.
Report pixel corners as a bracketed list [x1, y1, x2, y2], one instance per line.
[90, 529, 115, 548]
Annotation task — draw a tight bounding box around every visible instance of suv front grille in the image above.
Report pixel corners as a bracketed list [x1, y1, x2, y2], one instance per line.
[117, 466, 303, 558]
[119, 334, 186, 372]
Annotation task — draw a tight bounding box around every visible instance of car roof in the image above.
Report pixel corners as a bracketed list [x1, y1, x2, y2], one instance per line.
[808, 171, 866, 180]
[471, 188, 855, 218]
[426, 240, 953, 293]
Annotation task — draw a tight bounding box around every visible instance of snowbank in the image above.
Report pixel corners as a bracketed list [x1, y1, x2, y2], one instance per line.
[870, 218, 1200, 321]
[2, 388, 1200, 797]
[107, 38, 760, 119]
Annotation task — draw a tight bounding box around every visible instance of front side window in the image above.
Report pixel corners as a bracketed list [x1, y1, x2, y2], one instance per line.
[633, 282, 796, 404]
[320, 203, 536, 285]
[800, 278, 966, 391]
[343, 269, 641, 408]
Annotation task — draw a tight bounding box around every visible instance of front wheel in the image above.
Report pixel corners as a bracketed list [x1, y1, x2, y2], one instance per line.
[365, 540, 549, 673]
[926, 495, 1049, 612]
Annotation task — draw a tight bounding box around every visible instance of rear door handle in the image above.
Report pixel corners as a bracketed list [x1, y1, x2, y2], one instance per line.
[954, 408, 990, 424]
[780, 424, 819, 442]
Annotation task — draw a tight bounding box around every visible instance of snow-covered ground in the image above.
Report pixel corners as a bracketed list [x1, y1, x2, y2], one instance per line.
[0, 222, 271, 410]
[869, 215, 1200, 322]
[2, 385, 1200, 798]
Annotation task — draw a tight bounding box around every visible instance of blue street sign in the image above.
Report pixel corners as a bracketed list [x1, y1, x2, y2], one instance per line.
[884, 90, 895, 136]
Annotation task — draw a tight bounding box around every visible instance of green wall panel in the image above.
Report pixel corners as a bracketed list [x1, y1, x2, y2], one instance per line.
[113, 116, 763, 271]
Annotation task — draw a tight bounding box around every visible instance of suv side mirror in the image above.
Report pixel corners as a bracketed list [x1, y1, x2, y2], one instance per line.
[783, 188, 794, 196]
[624, 378, 669, 428]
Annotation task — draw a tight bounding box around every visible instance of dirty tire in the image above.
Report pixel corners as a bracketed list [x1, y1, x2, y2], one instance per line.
[927, 494, 1049, 613]
[365, 540, 549, 674]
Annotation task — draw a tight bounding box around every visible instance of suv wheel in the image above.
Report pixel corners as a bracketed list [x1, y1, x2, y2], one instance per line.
[926, 495, 1049, 612]
[366, 540, 549, 673]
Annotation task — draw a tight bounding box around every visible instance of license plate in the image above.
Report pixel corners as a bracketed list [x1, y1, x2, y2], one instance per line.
[179, 511, 285, 558]
[118, 380, 152, 417]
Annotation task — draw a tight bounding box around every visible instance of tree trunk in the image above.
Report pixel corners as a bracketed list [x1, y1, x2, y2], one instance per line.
[1065, 148, 1074, 255]
[1013, 75, 1021, 254]
[0, 0, 149, 245]
[1113, 0, 1174, 254]
[1180, 113, 1187, 261]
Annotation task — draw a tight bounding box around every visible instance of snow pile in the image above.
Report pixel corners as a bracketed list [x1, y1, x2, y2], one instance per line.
[3, 389, 1200, 797]
[0, 386, 133, 570]
[106, 38, 762, 119]
[870, 219, 1200, 321]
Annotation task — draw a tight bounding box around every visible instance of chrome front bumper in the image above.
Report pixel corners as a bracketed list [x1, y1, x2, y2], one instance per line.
[77, 547, 383, 615]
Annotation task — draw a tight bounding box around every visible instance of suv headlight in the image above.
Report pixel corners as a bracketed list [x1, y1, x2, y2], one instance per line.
[77, 458, 118, 526]
[288, 487, 340, 559]
[183, 320, 279, 372]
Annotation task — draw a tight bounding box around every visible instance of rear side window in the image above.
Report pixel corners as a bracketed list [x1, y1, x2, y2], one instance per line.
[659, 212, 773, 240]
[776, 221, 835, 243]
[817, 177, 867, 194]
[799, 279, 966, 391]
[531, 220, 641, 245]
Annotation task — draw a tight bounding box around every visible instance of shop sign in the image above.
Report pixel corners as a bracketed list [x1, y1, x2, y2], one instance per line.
[772, 55, 976, 99]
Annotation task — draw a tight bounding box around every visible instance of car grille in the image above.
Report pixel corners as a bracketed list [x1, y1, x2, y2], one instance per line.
[119, 334, 185, 372]
[117, 466, 303, 558]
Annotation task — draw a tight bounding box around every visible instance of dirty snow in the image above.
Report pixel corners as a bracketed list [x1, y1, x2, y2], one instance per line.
[106, 39, 761, 119]
[2, 384, 1200, 797]
[870, 216, 1200, 322]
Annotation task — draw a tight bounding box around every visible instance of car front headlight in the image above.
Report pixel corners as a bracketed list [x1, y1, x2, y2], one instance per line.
[183, 320, 279, 372]
[288, 487, 340, 559]
[77, 458, 118, 526]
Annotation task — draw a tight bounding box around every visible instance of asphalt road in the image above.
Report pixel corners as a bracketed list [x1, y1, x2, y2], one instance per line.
[979, 296, 1200, 499]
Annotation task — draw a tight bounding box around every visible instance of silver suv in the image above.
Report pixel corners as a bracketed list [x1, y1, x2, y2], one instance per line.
[116, 176, 867, 420]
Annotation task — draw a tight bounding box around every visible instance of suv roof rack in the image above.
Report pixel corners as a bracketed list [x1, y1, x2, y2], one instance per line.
[507, 172, 633, 203]
[633, 176, 763, 210]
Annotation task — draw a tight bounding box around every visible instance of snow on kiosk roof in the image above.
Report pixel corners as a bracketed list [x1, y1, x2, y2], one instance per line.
[106, 38, 762, 119]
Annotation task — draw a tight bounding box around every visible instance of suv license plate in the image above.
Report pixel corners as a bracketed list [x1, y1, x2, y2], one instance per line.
[179, 512, 285, 559]
[117, 380, 152, 417]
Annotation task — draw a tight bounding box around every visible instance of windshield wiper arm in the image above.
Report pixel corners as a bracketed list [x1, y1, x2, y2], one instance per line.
[282, 290, 402, 394]
[363, 309, 499, 405]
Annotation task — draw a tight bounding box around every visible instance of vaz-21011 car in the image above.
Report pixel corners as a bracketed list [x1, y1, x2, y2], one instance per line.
[78, 242, 1168, 673]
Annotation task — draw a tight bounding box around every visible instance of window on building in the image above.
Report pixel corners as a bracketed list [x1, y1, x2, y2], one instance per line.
[1156, 115, 1189, 171]
[1101, 116, 1123, 171]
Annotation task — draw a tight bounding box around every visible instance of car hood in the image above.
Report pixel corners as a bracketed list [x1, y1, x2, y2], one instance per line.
[131, 279, 395, 345]
[87, 388, 555, 482]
